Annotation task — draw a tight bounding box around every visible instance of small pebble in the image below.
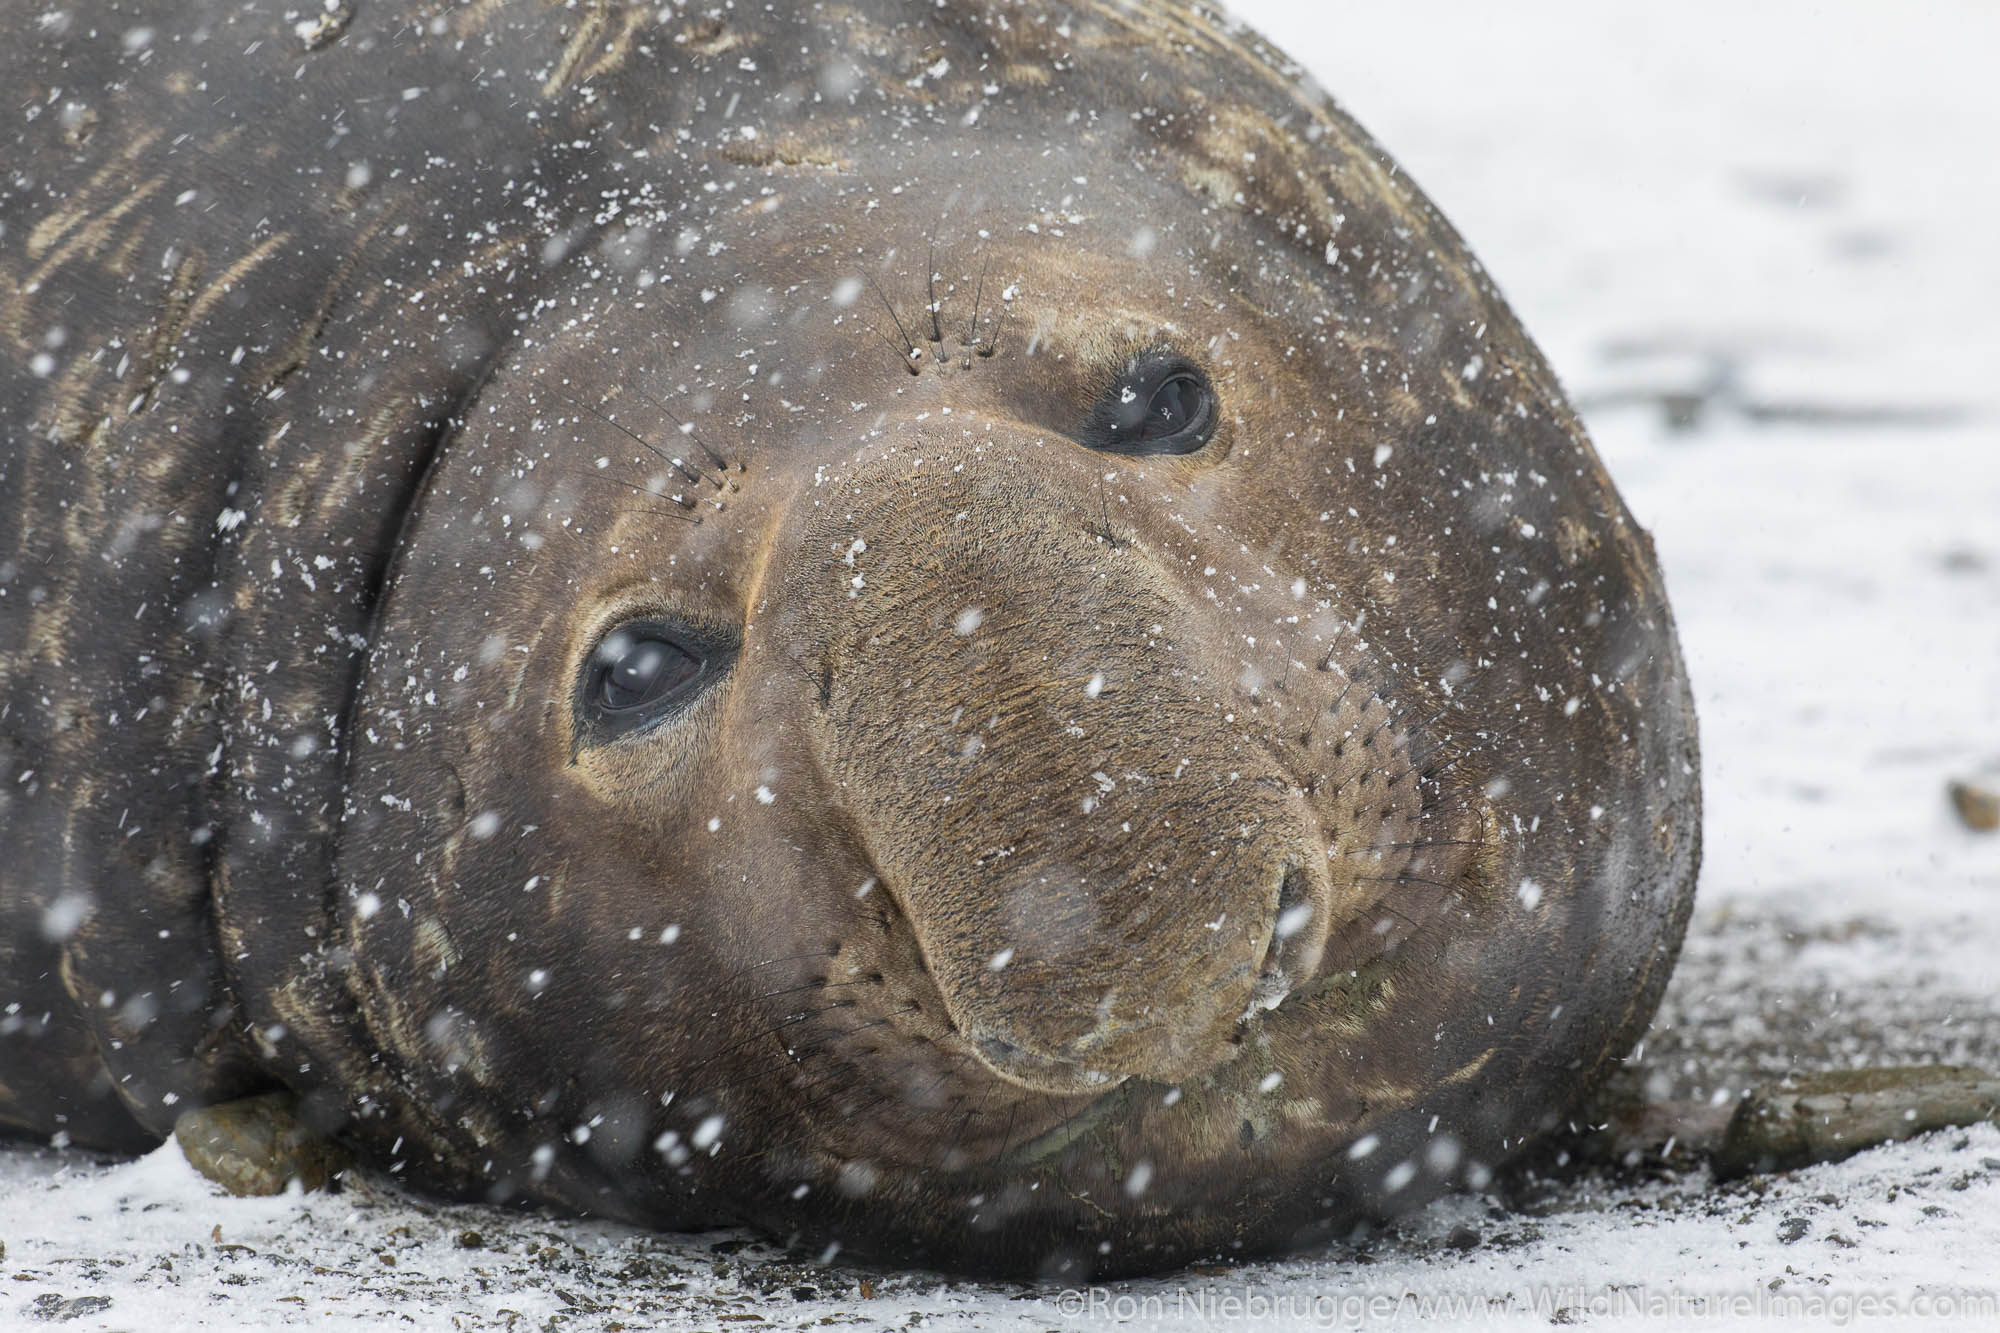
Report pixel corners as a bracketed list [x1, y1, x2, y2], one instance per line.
[1948, 779, 1998, 832]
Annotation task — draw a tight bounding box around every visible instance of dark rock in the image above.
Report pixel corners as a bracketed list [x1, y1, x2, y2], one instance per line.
[1715, 1066, 2000, 1181]
[173, 1091, 348, 1196]
[30, 1294, 113, 1323]
[1948, 781, 1999, 833]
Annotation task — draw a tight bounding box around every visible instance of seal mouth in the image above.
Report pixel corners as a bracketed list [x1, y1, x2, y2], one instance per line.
[851, 860, 1141, 1097]
[942, 857, 1324, 1094]
[827, 782, 1333, 1100]
[967, 1032, 1129, 1096]
[815, 831, 1133, 1102]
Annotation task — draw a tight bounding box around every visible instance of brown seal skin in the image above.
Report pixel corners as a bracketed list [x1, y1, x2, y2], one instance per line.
[0, 0, 1699, 1279]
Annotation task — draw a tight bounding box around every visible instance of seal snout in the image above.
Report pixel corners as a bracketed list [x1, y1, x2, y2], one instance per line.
[779, 448, 1338, 1096]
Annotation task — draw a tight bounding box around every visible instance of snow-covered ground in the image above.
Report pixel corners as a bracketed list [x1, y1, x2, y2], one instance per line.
[5, 2, 1997, 1328]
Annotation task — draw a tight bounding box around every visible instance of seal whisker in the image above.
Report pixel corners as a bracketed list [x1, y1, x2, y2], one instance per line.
[629, 388, 734, 483]
[558, 472, 704, 522]
[863, 270, 922, 375]
[827, 1011, 906, 1040]
[964, 255, 990, 354]
[1086, 471, 1126, 549]
[1345, 873, 1460, 914]
[1319, 768, 1369, 802]
[864, 320, 925, 376]
[1337, 896, 1429, 935]
[703, 978, 870, 1017]
[777, 1063, 853, 1102]
[710, 948, 841, 989]
[557, 390, 706, 489]
[1401, 701, 1490, 775]
[1404, 703, 1459, 741]
[598, 506, 707, 523]
[909, 1067, 953, 1111]
[938, 1080, 998, 1171]
[993, 1098, 1022, 1159]
[697, 1005, 852, 1067]
[1018, 1089, 1109, 1169]
[1356, 708, 1403, 753]
[749, 1084, 901, 1166]
[924, 228, 946, 353]
[590, 453, 700, 502]
[689, 989, 908, 1084]
[1415, 716, 1535, 783]
[696, 1041, 851, 1107]
[575, 451, 703, 507]
[1302, 673, 1358, 747]
[976, 283, 1007, 359]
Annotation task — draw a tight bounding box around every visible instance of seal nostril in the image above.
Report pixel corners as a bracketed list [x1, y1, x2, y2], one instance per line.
[1252, 864, 1312, 1012]
[1270, 865, 1310, 963]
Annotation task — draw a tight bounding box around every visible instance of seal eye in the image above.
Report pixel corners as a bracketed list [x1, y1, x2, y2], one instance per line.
[1143, 375, 1203, 440]
[581, 623, 712, 739]
[1082, 352, 1218, 456]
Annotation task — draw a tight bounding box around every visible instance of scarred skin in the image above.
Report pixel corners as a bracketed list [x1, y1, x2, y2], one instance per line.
[0, 0, 1698, 1278]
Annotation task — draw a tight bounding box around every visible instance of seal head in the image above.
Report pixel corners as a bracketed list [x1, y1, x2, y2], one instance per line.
[0, 0, 1697, 1278]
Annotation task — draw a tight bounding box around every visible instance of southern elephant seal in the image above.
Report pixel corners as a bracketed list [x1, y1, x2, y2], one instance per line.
[0, 0, 1699, 1277]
